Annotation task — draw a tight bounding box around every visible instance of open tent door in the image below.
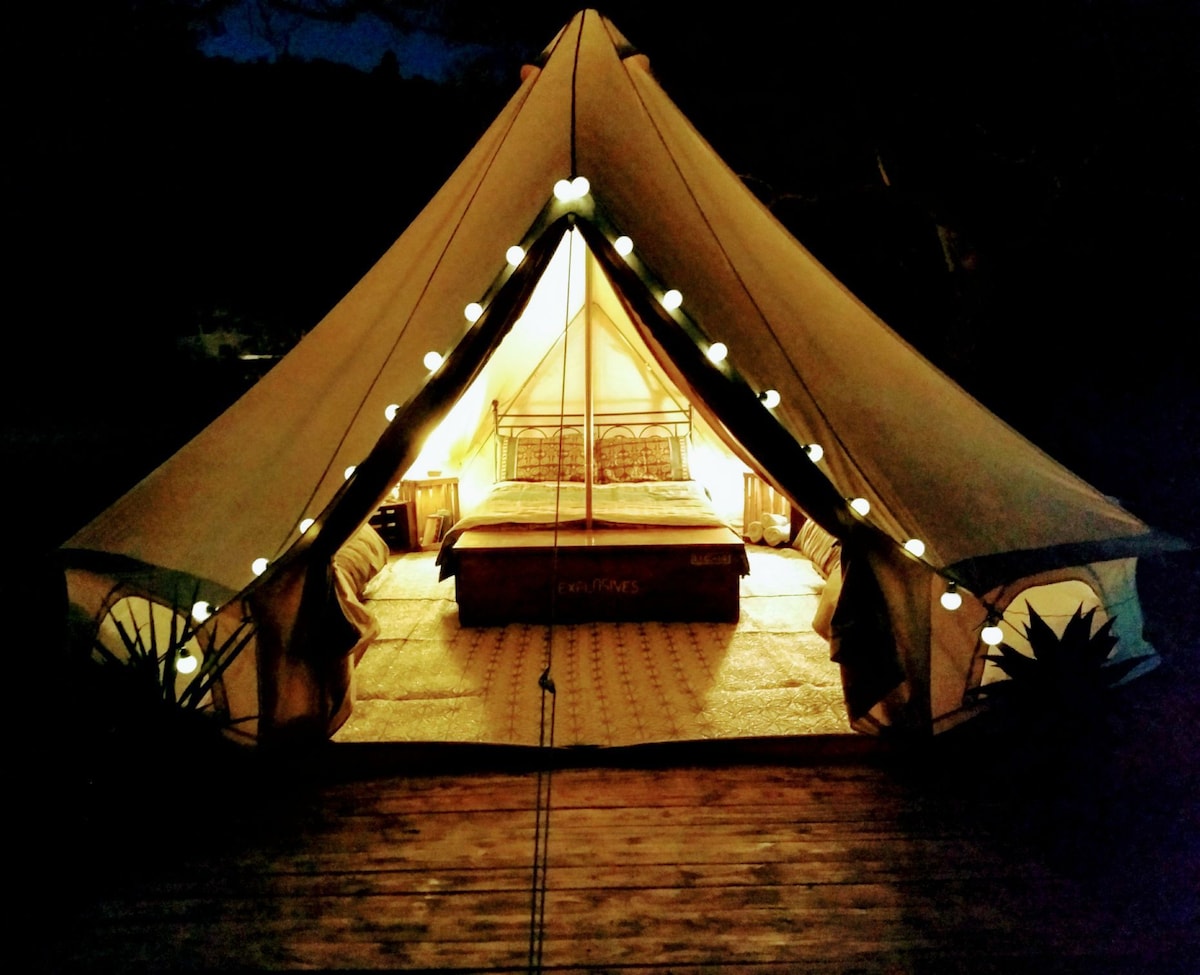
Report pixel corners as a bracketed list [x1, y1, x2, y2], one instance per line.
[412, 227, 752, 526]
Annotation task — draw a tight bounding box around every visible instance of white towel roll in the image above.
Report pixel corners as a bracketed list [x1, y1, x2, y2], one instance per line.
[763, 523, 791, 547]
[747, 520, 764, 544]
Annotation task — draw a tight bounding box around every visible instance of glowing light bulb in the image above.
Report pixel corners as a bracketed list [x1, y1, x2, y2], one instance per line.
[613, 235, 633, 257]
[805, 443, 823, 463]
[661, 289, 683, 311]
[850, 497, 870, 516]
[464, 302, 483, 322]
[760, 389, 781, 409]
[299, 518, 315, 535]
[940, 584, 963, 611]
[506, 245, 525, 266]
[981, 623, 1004, 646]
[191, 601, 212, 622]
[251, 557, 269, 576]
[423, 351, 444, 371]
[176, 648, 198, 675]
[344, 465, 357, 480]
[904, 538, 926, 558]
[570, 175, 590, 197]
[553, 178, 573, 201]
[706, 342, 728, 364]
[385, 403, 400, 422]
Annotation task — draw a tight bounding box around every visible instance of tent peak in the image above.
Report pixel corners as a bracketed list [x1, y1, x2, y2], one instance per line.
[535, 8, 641, 68]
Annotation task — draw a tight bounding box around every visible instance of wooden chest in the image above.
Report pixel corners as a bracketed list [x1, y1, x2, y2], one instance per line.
[453, 527, 746, 626]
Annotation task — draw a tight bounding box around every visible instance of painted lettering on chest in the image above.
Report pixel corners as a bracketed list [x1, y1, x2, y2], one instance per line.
[558, 578, 641, 596]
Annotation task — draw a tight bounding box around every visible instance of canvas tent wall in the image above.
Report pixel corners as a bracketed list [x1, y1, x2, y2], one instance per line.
[60, 9, 1182, 745]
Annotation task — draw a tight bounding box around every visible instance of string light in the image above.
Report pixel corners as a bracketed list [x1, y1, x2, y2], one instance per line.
[805, 443, 823, 463]
[661, 289, 683, 311]
[299, 518, 315, 534]
[940, 582, 963, 611]
[251, 557, 269, 576]
[759, 389, 781, 409]
[191, 601, 213, 622]
[706, 342, 728, 363]
[384, 403, 400, 422]
[344, 465, 357, 479]
[613, 235, 633, 257]
[505, 245, 525, 266]
[850, 497, 870, 516]
[464, 302, 484, 322]
[553, 176, 591, 202]
[981, 618, 1005, 646]
[423, 351, 444, 371]
[904, 538, 926, 558]
[175, 648, 198, 675]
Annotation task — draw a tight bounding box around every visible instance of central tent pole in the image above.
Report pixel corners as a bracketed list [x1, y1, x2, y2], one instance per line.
[583, 231, 595, 528]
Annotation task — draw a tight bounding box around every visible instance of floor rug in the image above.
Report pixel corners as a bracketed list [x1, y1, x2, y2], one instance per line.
[334, 546, 848, 746]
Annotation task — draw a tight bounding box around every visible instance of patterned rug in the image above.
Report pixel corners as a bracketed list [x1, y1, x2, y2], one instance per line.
[334, 546, 849, 746]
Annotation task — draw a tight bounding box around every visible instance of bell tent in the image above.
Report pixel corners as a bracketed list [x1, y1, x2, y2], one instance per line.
[61, 9, 1182, 747]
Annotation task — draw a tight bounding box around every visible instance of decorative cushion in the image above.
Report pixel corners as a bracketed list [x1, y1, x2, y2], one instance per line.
[595, 435, 688, 483]
[506, 433, 586, 481]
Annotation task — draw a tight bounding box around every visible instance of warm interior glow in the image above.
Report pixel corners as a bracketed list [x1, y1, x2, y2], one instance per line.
[175, 649, 198, 675]
[404, 372, 488, 480]
[760, 389, 781, 409]
[252, 557, 269, 576]
[850, 497, 870, 516]
[423, 351, 444, 371]
[464, 302, 484, 322]
[706, 342, 727, 363]
[506, 245, 525, 266]
[613, 235, 633, 257]
[904, 538, 926, 558]
[191, 601, 212, 622]
[661, 289, 683, 311]
[299, 517, 315, 534]
[981, 623, 1004, 646]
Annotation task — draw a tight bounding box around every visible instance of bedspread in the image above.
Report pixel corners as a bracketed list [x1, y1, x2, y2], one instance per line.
[436, 479, 735, 579]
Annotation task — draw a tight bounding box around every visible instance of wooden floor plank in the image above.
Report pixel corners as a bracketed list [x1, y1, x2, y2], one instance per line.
[39, 670, 1200, 975]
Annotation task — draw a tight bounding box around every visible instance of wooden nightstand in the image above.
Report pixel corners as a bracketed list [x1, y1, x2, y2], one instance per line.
[369, 501, 418, 551]
[398, 476, 460, 547]
[742, 471, 795, 540]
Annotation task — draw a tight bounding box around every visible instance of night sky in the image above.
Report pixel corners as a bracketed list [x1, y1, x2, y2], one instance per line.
[7, 0, 1199, 552]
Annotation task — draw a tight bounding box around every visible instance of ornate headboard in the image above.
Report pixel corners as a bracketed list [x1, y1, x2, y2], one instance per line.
[493, 403, 692, 483]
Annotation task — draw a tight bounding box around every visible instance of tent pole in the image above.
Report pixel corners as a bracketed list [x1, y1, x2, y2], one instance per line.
[583, 231, 594, 528]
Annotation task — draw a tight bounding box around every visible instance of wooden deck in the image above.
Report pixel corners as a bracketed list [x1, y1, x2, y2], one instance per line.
[29, 701, 1199, 974]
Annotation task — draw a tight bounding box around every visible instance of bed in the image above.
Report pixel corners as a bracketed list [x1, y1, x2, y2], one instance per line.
[435, 407, 749, 625]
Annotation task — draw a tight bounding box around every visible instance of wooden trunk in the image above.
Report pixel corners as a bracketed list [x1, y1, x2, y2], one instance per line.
[453, 527, 745, 625]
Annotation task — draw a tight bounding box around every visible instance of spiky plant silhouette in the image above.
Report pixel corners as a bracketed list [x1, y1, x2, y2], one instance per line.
[86, 586, 257, 740]
[969, 602, 1152, 718]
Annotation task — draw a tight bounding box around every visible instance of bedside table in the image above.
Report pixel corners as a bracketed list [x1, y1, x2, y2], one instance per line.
[398, 476, 460, 547]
